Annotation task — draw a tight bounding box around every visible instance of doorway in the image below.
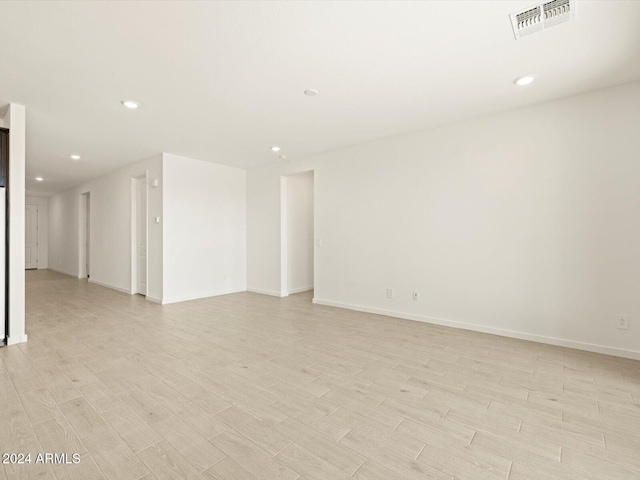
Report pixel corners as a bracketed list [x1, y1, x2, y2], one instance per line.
[25, 204, 38, 269]
[131, 176, 147, 296]
[281, 171, 314, 296]
[79, 192, 90, 278]
[86, 196, 90, 277]
[0, 128, 6, 344]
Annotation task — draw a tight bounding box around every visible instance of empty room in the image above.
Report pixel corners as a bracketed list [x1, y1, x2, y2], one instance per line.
[1, 1, 639, 479]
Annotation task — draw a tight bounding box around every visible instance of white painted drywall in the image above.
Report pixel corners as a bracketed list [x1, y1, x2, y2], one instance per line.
[5, 104, 27, 344]
[286, 171, 314, 294]
[162, 153, 246, 304]
[48, 188, 79, 278]
[247, 81, 640, 360]
[48, 155, 163, 301]
[25, 196, 49, 269]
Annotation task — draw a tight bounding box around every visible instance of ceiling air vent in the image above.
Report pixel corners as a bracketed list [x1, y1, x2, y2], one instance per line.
[510, 0, 575, 39]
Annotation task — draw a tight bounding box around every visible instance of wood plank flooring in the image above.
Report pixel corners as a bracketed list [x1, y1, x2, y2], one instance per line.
[1, 269, 639, 479]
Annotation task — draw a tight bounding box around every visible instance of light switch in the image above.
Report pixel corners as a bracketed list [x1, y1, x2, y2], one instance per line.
[155, 216, 160, 224]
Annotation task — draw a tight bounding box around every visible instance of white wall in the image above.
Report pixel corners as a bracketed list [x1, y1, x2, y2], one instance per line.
[25, 196, 49, 269]
[49, 155, 163, 301]
[2, 104, 27, 344]
[162, 153, 246, 304]
[286, 171, 314, 294]
[48, 188, 79, 277]
[48, 152, 246, 305]
[247, 81, 640, 360]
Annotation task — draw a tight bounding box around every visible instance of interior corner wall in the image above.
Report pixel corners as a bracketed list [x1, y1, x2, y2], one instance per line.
[25, 196, 49, 269]
[246, 170, 282, 297]
[162, 153, 246, 304]
[48, 155, 163, 300]
[48, 188, 80, 277]
[6, 104, 27, 344]
[247, 81, 640, 360]
[286, 171, 314, 294]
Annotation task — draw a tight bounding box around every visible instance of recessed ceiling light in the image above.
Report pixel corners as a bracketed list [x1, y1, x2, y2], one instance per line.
[304, 89, 319, 97]
[70, 154, 81, 160]
[513, 75, 537, 86]
[35, 177, 44, 181]
[121, 100, 140, 109]
[271, 146, 281, 152]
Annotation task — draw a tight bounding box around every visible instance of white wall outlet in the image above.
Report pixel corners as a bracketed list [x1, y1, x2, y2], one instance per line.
[616, 315, 630, 330]
[412, 291, 419, 301]
[315, 238, 323, 247]
[387, 288, 394, 299]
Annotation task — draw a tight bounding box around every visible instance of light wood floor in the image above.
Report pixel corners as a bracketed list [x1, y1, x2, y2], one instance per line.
[1, 270, 639, 479]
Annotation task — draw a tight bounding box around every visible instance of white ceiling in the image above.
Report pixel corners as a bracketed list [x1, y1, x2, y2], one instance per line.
[1, 1, 639, 196]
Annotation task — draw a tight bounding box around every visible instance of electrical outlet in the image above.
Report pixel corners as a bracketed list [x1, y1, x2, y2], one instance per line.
[386, 288, 394, 299]
[315, 238, 323, 247]
[412, 291, 419, 301]
[616, 315, 630, 330]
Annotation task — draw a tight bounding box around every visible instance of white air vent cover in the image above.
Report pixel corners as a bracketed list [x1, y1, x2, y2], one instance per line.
[510, 0, 575, 39]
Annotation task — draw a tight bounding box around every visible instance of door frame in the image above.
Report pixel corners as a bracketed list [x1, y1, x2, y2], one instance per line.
[130, 174, 148, 295]
[0, 127, 7, 345]
[79, 191, 91, 279]
[25, 203, 38, 270]
[280, 169, 315, 298]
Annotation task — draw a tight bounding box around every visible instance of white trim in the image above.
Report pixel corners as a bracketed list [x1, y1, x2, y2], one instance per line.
[312, 298, 640, 361]
[146, 296, 163, 304]
[162, 287, 246, 305]
[7, 334, 28, 345]
[247, 288, 288, 298]
[288, 286, 314, 294]
[280, 176, 288, 296]
[78, 191, 91, 280]
[48, 267, 81, 279]
[131, 173, 149, 296]
[88, 278, 131, 295]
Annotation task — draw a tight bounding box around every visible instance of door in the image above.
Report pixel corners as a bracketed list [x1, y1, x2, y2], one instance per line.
[25, 204, 38, 269]
[136, 178, 147, 295]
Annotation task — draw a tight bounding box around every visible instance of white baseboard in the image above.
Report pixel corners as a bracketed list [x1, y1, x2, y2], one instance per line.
[7, 334, 28, 345]
[288, 286, 314, 294]
[162, 287, 246, 305]
[312, 298, 640, 361]
[48, 267, 80, 279]
[146, 296, 163, 304]
[88, 278, 131, 295]
[247, 288, 288, 298]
